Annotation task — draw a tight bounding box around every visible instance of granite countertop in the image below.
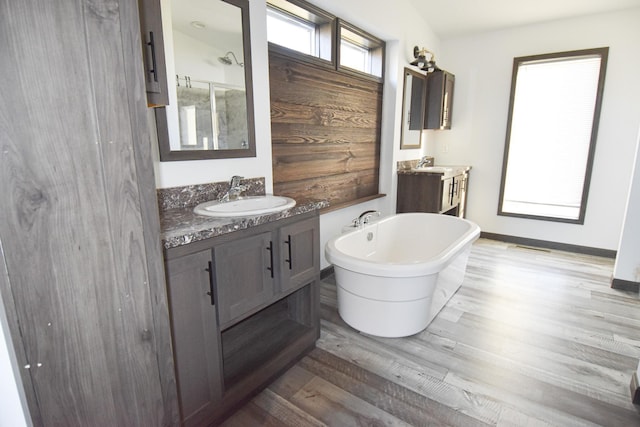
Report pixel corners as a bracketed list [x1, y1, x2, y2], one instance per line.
[160, 198, 328, 249]
[398, 165, 471, 179]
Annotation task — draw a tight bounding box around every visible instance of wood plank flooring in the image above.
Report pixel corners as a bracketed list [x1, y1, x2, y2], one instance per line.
[220, 238, 640, 426]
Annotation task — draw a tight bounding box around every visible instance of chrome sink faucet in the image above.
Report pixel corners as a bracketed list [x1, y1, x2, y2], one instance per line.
[416, 156, 434, 168]
[220, 175, 246, 202]
[354, 210, 381, 227]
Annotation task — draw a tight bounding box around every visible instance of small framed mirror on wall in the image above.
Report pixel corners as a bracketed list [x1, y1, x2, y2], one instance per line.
[400, 68, 425, 149]
[156, 0, 256, 161]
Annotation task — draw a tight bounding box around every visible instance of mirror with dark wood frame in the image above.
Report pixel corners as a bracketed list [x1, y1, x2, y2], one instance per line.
[157, 0, 256, 161]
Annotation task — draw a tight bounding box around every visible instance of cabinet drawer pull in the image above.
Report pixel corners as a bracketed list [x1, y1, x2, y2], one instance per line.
[285, 235, 292, 270]
[146, 31, 158, 82]
[205, 261, 215, 306]
[266, 241, 274, 278]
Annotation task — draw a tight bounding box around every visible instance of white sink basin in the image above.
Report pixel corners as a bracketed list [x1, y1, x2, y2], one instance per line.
[194, 195, 296, 217]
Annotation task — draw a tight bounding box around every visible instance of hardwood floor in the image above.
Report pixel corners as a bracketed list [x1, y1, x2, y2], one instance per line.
[220, 238, 640, 426]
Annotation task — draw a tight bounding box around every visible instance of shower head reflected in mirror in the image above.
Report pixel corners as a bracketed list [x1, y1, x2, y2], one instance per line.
[218, 51, 244, 67]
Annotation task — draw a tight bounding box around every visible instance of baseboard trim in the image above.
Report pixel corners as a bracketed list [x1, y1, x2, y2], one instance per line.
[480, 232, 617, 259]
[612, 278, 640, 293]
[320, 266, 334, 280]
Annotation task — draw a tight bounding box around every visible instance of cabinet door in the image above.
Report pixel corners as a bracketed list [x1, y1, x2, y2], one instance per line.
[138, 0, 168, 106]
[424, 70, 454, 130]
[442, 72, 455, 129]
[408, 72, 426, 130]
[215, 231, 275, 327]
[165, 250, 223, 427]
[279, 216, 320, 293]
[396, 173, 443, 213]
[441, 177, 455, 213]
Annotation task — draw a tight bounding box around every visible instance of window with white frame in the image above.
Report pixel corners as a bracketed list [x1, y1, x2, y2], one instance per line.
[498, 48, 608, 223]
[266, 1, 384, 80]
[339, 22, 383, 79]
[340, 39, 370, 73]
[266, 0, 333, 61]
[266, 7, 317, 56]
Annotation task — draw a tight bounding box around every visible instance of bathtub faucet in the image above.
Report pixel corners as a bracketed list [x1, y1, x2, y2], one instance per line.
[354, 210, 381, 227]
[220, 175, 246, 202]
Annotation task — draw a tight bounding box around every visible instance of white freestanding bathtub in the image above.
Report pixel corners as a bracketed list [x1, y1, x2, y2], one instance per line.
[325, 213, 480, 337]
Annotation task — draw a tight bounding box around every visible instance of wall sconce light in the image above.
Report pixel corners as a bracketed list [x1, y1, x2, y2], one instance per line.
[410, 46, 440, 73]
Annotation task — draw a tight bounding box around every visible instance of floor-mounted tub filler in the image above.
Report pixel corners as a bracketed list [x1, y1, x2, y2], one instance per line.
[325, 213, 480, 337]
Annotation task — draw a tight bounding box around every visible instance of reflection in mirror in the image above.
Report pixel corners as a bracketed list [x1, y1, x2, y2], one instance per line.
[175, 77, 248, 150]
[157, 0, 256, 161]
[400, 68, 424, 149]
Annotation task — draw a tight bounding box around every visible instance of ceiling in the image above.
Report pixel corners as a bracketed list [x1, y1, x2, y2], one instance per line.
[408, 0, 640, 39]
[171, 0, 242, 45]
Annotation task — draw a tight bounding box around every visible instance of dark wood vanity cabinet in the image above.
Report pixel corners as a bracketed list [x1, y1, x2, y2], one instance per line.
[397, 172, 468, 217]
[424, 70, 454, 129]
[137, 0, 169, 107]
[164, 211, 320, 426]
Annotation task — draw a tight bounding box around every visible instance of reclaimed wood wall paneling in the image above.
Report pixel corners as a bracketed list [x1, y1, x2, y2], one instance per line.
[269, 51, 382, 208]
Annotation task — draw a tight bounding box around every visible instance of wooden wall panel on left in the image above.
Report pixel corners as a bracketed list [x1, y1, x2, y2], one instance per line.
[0, 0, 178, 425]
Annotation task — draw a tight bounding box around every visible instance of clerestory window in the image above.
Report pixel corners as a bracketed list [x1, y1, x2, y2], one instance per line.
[266, 0, 334, 61]
[338, 21, 384, 79]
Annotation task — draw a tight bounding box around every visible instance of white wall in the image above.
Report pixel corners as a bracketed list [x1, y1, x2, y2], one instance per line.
[431, 8, 640, 250]
[614, 124, 640, 282]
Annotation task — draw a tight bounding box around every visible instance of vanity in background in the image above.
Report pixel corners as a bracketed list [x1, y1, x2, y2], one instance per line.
[158, 178, 326, 426]
[397, 162, 470, 218]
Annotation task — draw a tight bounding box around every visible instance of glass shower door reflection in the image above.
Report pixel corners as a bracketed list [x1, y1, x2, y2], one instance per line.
[177, 80, 217, 150]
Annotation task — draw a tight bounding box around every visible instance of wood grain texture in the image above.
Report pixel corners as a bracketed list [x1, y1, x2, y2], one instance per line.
[269, 50, 382, 208]
[0, 0, 170, 425]
[396, 173, 444, 213]
[120, 0, 180, 423]
[274, 170, 379, 209]
[272, 140, 378, 182]
[165, 250, 222, 427]
[279, 215, 320, 294]
[222, 239, 640, 426]
[215, 231, 274, 328]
